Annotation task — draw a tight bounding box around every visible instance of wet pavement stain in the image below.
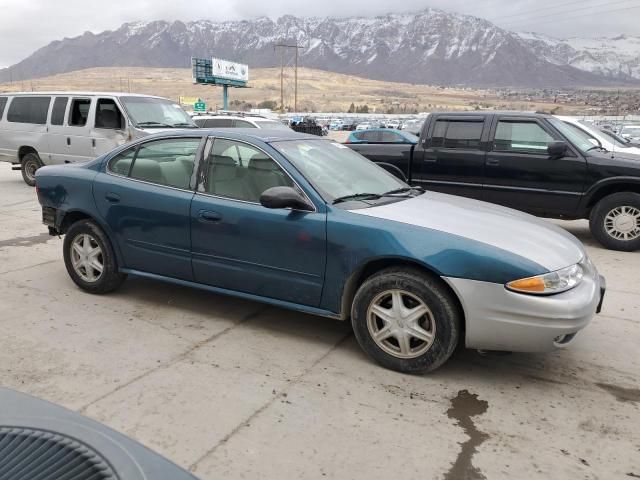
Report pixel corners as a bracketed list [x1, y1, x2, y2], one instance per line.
[596, 383, 640, 404]
[0, 232, 52, 250]
[444, 389, 489, 480]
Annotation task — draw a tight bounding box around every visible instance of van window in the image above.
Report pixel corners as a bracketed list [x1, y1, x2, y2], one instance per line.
[51, 97, 68, 126]
[69, 98, 91, 127]
[0, 97, 7, 120]
[95, 98, 124, 129]
[7, 96, 51, 124]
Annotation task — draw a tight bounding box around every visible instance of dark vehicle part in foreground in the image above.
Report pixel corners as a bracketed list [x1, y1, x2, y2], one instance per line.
[0, 387, 197, 480]
[348, 111, 640, 252]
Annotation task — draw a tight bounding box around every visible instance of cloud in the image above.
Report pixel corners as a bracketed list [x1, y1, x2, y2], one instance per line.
[0, 0, 637, 68]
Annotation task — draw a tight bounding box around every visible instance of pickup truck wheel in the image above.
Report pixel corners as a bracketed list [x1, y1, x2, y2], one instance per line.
[351, 268, 461, 374]
[590, 192, 640, 251]
[21, 153, 41, 187]
[63, 220, 127, 294]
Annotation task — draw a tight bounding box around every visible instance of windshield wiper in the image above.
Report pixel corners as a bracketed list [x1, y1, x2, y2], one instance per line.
[137, 121, 175, 128]
[332, 193, 382, 205]
[383, 186, 424, 195]
[587, 145, 608, 153]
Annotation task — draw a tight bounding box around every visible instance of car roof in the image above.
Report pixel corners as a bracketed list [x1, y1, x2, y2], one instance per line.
[0, 91, 166, 98]
[145, 128, 321, 143]
[432, 111, 552, 118]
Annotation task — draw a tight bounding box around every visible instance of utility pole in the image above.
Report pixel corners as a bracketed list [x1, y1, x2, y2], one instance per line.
[274, 42, 304, 113]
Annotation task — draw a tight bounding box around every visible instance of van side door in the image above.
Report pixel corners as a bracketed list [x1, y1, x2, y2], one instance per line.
[91, 97, 128, 157]
[63, 97, 95, 163]
[47, 96, 72, 164]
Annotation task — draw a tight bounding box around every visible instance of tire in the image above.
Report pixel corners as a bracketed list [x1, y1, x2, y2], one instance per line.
[351, 268, 461, 374]
[63, 220, 127, 294]
[21, 152, 41, 187]
[589, 192, 640, 252]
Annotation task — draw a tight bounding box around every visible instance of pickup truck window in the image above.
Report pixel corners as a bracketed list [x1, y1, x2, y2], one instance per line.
[494, 120, 554, 153]
[548, 118, 595, 153]
[431, 120, 483, 149]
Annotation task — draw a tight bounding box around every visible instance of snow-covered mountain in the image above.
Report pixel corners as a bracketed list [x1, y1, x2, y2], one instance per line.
[518, 32, 640, 81]
[0, 8, 636, 87]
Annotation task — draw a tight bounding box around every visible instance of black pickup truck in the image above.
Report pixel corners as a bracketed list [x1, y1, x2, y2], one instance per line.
[348, 111, 640, 251]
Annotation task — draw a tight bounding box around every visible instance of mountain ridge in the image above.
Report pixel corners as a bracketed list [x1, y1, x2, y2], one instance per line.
[1, 8, 638, 87]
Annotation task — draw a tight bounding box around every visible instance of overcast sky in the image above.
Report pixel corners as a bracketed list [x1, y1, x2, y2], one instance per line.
[1, 0, 638, 68]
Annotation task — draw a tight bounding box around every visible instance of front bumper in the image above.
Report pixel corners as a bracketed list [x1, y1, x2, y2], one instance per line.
[445, 270, 604, 353]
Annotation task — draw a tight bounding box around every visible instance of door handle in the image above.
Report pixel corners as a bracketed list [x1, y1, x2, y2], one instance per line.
[486, 158, 500, 166]
[92, 138, 96, 148]
[105, 192, 120, 203]
[199, 210, 222, 223]
[66, 137, 71, 146]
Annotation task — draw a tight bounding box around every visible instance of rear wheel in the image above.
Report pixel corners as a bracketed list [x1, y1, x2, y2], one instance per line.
[63, 220, 127, 294]
[351, 268, 461, 374]
[590, 192, 640, 251]
[21, 152, 41, 187]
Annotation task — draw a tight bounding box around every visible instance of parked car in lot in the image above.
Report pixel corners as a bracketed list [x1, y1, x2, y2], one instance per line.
[192, 113, 291, 130]
[356, 122, 372, 131]
[346, 129, 418, 145]
[556, 116, 640, 156]
[0, 92, 196, 186]
[348, 111, 640, 252]
[36, 129, 604, 373]
[402, 118, 426, 135]
[620, 125, 640, 142]
[600, 127, 640, 147]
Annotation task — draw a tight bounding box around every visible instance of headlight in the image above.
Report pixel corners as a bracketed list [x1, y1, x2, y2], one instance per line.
[506, 263, 584, 295]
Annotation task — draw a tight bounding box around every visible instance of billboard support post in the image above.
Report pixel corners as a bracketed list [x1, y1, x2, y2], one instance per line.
[223, 85, 229, 110]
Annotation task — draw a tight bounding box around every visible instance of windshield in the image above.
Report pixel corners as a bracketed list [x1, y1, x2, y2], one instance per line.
[121, 96, 196, 128]
[622, 127, 640, 137]
[548, 118, 598, 153]
[599, 128, 633, 148]
[255, 120, 291, 131]
[271, 139, 408, 204]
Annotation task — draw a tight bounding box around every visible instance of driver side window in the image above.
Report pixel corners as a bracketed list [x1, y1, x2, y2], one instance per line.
[494, 121, 555, 153]
[203, 139, 293, 202]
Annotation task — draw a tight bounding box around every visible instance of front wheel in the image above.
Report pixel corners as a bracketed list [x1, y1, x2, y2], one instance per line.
[21, 152, 42, 187]
[351, 268, 461, 374]
[590, 192, 640, 251]
[63, 220, 127, 294]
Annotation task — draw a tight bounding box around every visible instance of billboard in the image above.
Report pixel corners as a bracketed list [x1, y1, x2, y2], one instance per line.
[211, 58, 249, 83]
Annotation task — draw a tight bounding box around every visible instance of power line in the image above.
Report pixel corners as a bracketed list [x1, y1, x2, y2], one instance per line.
[501, 2, 640, 27]
[490, 0, 596, 21]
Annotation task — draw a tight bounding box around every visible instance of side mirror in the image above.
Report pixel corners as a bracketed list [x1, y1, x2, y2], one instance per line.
[548, 141, 568, 159]
[260, 186, 314, 211]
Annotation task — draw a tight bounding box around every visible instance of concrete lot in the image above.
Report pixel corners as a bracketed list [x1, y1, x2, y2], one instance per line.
[0, 161, 638, 480]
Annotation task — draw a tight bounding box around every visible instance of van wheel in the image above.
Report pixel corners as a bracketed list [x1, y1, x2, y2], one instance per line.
[21, 153, 41, 187]
[63, 220, 127, 294]
[590, 192, 640, 251]
[351, 268, 461, 374]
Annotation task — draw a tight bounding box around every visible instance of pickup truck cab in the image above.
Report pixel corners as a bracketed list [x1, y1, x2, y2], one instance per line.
[348, 111, 640, 252]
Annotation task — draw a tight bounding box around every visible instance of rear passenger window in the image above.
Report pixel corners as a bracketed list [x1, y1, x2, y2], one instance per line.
[129, 138, 200, 189]
[95, 99, 124, 129]
[380, 131, 401, 143]
[204, 118, 233, 128]
[69, 98, 91, 127]
[51, 97, 68, 126]
[234, 120, 256, 128]
[443, 121, 483, 149]
[494, 121, 554, 153]
[203, 139, 293, 202]
[7, 96, 51, 124]
[0, 97, 7, 120]
[108, 148, 136, 176]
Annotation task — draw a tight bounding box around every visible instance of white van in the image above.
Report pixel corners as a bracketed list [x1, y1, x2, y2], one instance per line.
[0, 92, 196, 185]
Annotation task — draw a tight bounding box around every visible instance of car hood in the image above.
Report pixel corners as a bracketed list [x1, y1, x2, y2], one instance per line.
[350, 191, 585, 272]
